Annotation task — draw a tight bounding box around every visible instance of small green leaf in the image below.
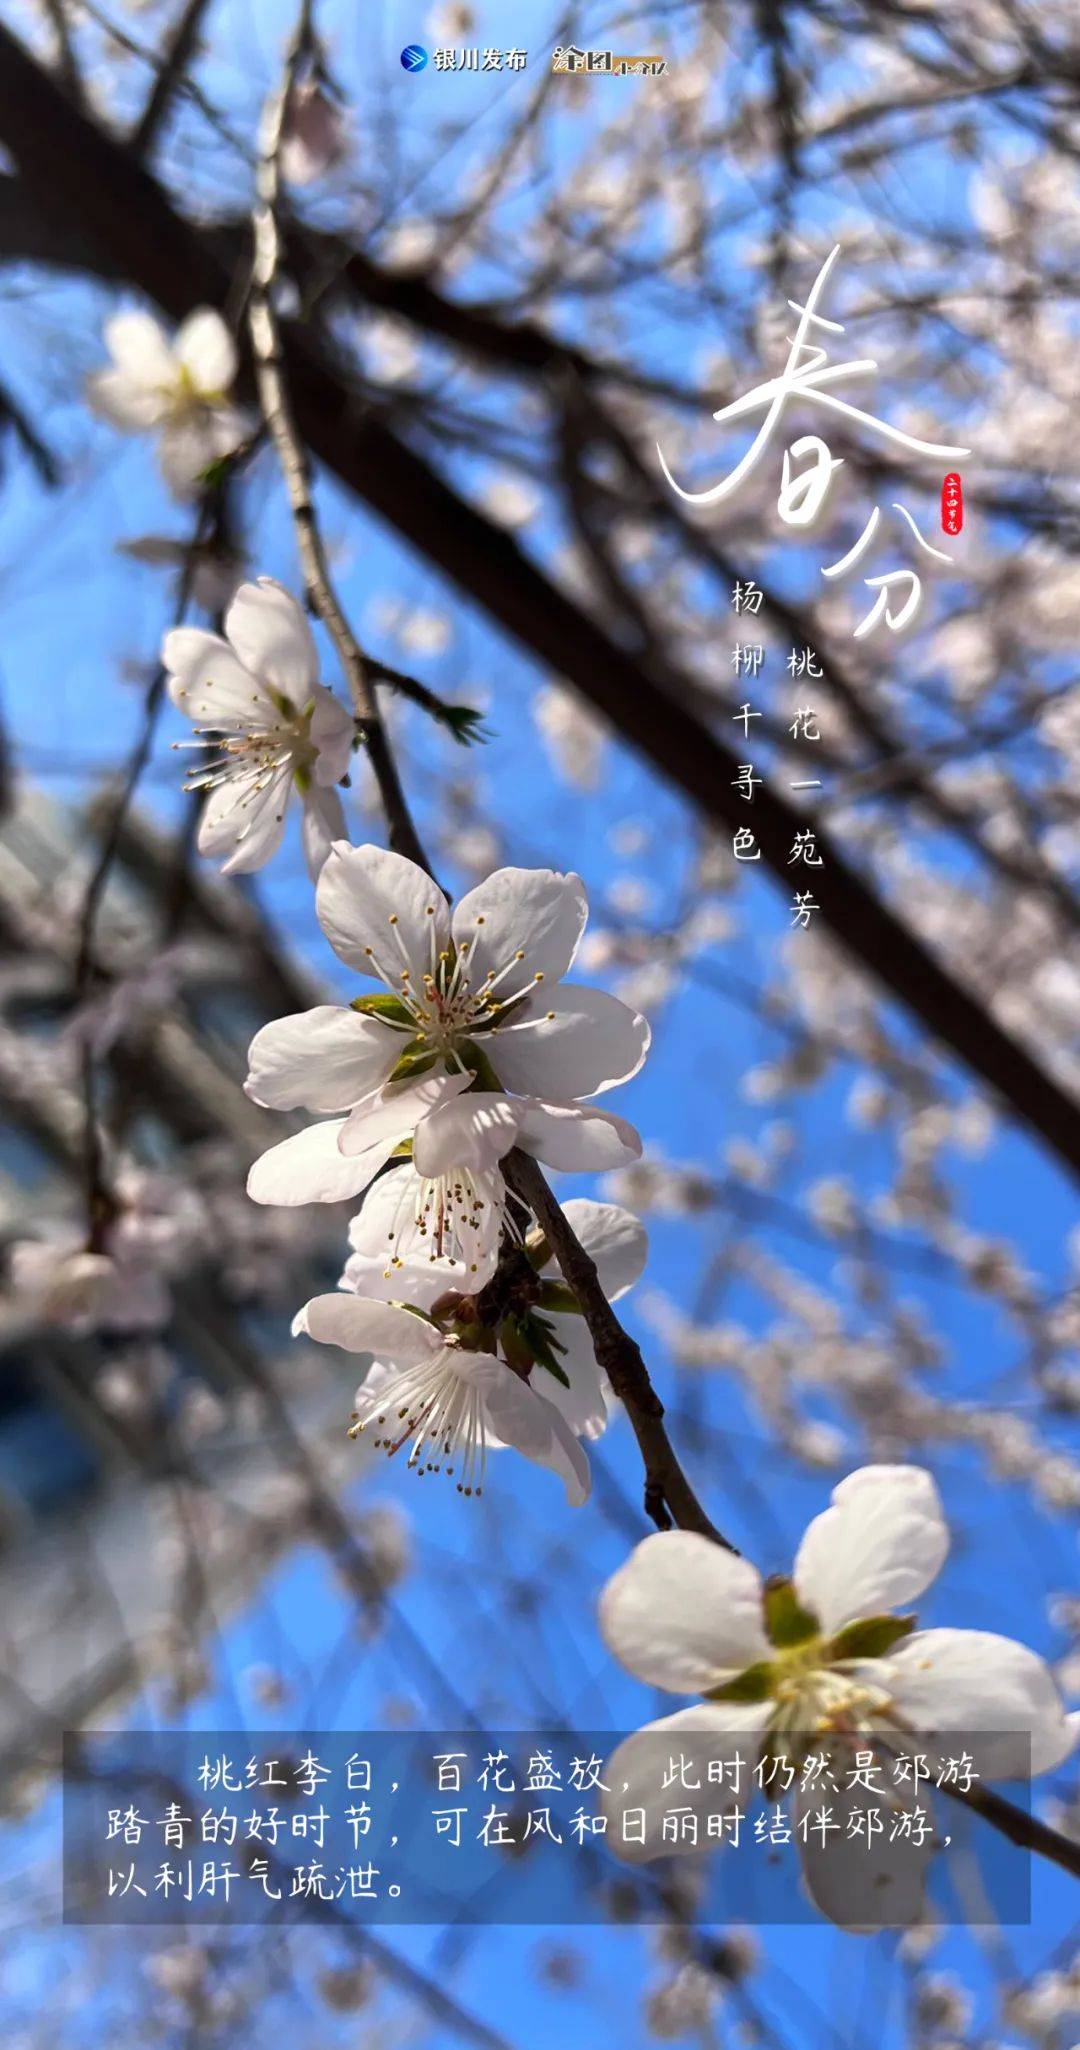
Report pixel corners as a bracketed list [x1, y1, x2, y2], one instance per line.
[764, 1577, 820, 1648]
[441, 704, 489, 747]
[706, 1662, 777, 1705]
[509, 1310, 571, 1386]
[197, 455, 231, 489]
[532, 1353, 571, 1389]
[535, 1281, 583, 1317]
[351, 993, 415, 1025]
[828, 1613, 916, 1660]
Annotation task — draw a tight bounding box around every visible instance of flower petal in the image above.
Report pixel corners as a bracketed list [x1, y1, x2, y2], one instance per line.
[884, 1629, 1079, 1777]
[87, 367, 165, 430]
[157, 412, 243, 499]
[344, 1160, 503, 1300]
[245, 1006, 399, 1112]
[247, 1119, 368, 1206]
[532, 1321, 609, 1439]
[516, 1098, 642, 1172]
[484, 985, 650, 1098]
[173, 308, 236, 394]
[555, 1199, 647, 1300]
[411, 1092, 522, 1177]
[198, 765, 290, 875]
[452, 867, 587, 991]
[225, 579, 317, 705]
[296, 1293, 440, 1362]
[600, 1530, 769, 1692]
[310, 683, 355, 784]
[316, 841, 451, 980]
[301, 783, 347, 881]
[795, 1759, 935, 1929]
[103, 310, 175, 389]
[794, 1466, 949, 1636]
[337, 1069, 473, 1165]
[458, 1351, 592, 1504]
[602, 1705, 767, 1864]
[164, 626, 273, 728]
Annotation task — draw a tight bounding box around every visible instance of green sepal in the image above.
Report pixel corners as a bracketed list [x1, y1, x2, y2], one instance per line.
[764, 1577, 820, 1649]
[351, 993, 415, 1025]
[706, 1661, 777, 1705]
[453, 1320, 496, 1355]
[293, 760, 313, 796]
[395, 1303, 439, 1327]
[457, 1039, 502, 1091]
[828, 1613, 916, 1661]
[388, 1041, 438, 1083]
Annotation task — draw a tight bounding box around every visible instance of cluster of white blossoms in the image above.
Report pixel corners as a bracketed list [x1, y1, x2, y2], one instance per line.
[599, 1465, 1078, 1924]
[88, 307, 247, 500]
[246, 842, 651, 1500]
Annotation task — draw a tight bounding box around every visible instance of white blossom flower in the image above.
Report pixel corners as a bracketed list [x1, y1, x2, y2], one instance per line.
[244, 844, 648, 1272]
[337, 1148, 510, 1292]
[88, 308, 247, 498]
[8, 1229, 169, 1336]
[599, 1466, 1078, 1923]
[280, 79, 349, 186]
[339, 1192, 647, 1435]
[163, 578, 354, 877]
[292, 1293, 592, 1503]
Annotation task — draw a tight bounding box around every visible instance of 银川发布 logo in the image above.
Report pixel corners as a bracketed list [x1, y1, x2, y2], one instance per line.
[400, 44, 428, 71]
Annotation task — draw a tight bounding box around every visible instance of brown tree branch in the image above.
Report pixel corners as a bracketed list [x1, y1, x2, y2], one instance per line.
[505, 1149, 735, 1548]
[130, 0, 215, 158]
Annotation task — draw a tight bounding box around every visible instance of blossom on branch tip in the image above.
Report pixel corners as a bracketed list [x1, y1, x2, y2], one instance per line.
[87, 307, 248, 499]
[599, 1464, 1078, 1922]
[163, 578, 354, 878]
[338, 1192, 648, 1437]
[292, 1293, 592, 1504]
[281, 78, 350, 186]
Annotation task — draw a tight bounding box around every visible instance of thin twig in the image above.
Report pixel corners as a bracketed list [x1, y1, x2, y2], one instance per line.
[72, 497, 217, 1244]
[130, 0, 214, 157]
[247, 11, 428, 871]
